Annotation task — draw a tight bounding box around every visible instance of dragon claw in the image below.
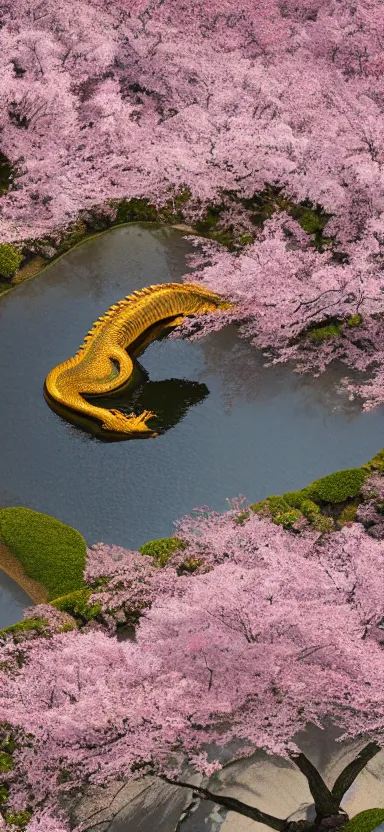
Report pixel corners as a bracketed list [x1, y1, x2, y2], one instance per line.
[102, 408, 157, 436]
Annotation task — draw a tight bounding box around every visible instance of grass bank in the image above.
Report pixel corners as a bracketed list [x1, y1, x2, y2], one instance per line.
[0, 508, 86, 601]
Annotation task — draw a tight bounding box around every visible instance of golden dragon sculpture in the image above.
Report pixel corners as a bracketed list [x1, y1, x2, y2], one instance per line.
[44, 282, 231, 438]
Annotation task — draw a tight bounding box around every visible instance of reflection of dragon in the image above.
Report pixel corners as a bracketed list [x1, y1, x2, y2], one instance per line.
[44, 282, 231, 437]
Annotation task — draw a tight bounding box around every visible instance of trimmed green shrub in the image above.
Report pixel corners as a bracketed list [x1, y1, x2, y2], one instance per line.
[51, 588, 101, 624]
[250, 496, 302, 530]
[0, 244, 22, 278]
[300, 499, 320, 519]
[308, 468, 367, 503]
[281, 489, 312, 510]
[342, 808, 384, 832]
[0, 508, 86, 600]
[139, 536, 188, 567]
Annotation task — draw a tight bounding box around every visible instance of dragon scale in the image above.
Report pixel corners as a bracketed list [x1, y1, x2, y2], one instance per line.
[44, 282, 231, 437]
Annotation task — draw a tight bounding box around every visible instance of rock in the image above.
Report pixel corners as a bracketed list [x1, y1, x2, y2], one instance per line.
[39, 245, 57, 260]
[78, 209, 112, 231]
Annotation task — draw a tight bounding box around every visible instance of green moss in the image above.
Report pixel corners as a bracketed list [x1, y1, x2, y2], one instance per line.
[0, 244, 23, 279]
[0, 752, 13, 773]
[308, 468, 367, 503]
[0, 618, 49, 641]
[139, 536, 188, 567]
[342, 808, 384, 832]
[0, 508, 86, 601]
[346, 313, 362, 327]
[115, 198, 159, 225]
[337, 503, 358, 528]
[307, 323, 342, 342]
[51, 589, 101, 624]
[5, 810, 32, 829]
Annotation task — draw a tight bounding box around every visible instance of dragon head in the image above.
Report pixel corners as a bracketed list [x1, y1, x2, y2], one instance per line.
[184, 283, 234, 315]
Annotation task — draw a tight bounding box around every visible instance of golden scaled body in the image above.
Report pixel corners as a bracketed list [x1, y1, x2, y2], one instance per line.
[44, 282, 231, 437]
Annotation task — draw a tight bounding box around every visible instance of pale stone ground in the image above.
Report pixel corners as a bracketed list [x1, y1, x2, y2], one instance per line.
[72, 724, 384, 831]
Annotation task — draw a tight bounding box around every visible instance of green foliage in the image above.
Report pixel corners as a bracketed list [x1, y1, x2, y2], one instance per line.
[0, 784, 9, 806]
[308, 468, 367, 503]
[239, 234, 254, 246]
[307, 323, 342, 342]
[139, 536, 188, 567]
[0, 618, 49, 642]
[56, 220, 88, 254]
[281, 489, 312, 510]
[0, 152, 14, 196]
[311, 514, 335, 533]
[0, 508, 86, 601]
[342, 808, 384, 832]
[0, 282, 12, 297]
[0, 244, 22, 278]
[337, 503, 358, 528]
[296, 208, 327, 234]
[52, 589, 101, 624]
[366, 450, 384, 474]
[234, 511, 250, 525]
[56, 768, 73, 784]
[299, 498, 320, 519]
[5, 810, 32, 829]
[0, 752, 13, 773]
[346, 313, 362, 327]
[177, 557, 204, 575]
[115, 197, 158, 224]
[249, 496, 301, 530]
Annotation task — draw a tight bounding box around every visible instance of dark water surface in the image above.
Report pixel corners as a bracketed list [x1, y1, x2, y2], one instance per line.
[1, 224, 384, 561]
[0, 570, 32, 628]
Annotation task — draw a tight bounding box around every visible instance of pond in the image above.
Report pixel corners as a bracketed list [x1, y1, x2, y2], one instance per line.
[1, 223, 384, 623]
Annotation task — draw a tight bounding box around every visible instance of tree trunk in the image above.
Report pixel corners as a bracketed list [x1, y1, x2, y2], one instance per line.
[163, 741, 381, 830]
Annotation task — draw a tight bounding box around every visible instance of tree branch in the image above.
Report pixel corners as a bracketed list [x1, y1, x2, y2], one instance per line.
[290, 752, 340, 817]
[331, 742, 381, 803]
[161, 776, 286, 830]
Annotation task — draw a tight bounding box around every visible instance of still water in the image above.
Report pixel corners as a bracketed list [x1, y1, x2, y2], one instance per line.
[1, 223, 384, 561]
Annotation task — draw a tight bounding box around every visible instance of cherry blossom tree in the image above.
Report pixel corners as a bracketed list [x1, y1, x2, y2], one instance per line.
[2, 507, 384, 830]
[1, 1, 384, 404]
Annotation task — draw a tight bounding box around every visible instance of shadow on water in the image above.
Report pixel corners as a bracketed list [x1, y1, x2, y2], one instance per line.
[1, 223, 384, 563]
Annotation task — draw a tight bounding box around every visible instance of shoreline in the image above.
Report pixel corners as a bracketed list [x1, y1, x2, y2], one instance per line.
[0, 542, 48, 604]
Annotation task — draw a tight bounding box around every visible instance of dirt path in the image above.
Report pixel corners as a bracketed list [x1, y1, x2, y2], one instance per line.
[0, 541, 48, 604]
